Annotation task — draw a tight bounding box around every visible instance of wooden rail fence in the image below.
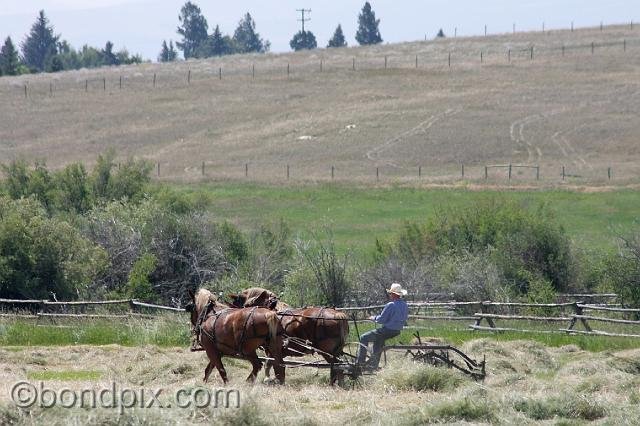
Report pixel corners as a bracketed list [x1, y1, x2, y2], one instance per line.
[2, 296, 639, 338]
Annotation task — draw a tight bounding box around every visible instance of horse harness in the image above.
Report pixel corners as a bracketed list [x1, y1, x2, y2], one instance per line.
[196, 302, 271, 357]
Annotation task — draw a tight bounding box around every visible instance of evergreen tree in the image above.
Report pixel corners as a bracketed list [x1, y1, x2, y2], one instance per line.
[21, 10, 59, 72]
[168, 41, 178, 61]
[327, 24, 347, 48]
[197, 25, 232, 57]
[436, 28, 445, 38]
[0, 37, 21, 75]
[290, 31, 317, 51]
[159, 40, 171, 62]
[176, 1, 208, 59]
[101, 41, 119, 66]
[355, 2, 382, 45]
[233, 13, 269, 53]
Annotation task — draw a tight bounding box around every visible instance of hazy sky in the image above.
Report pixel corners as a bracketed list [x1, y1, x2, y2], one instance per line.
[1, 1, 638, 61]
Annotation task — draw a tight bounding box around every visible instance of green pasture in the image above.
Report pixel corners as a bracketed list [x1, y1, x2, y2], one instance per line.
[178, 183, 640, 253]
[3, 317, 640, 353]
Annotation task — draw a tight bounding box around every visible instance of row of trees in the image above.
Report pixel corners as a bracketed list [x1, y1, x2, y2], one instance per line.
[164, 1, 383, 61]
[0, 10, 142, 76]
[162, 2, 269, 62]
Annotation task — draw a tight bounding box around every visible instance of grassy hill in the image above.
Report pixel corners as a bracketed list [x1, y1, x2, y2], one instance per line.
[1, 24, 639, 186]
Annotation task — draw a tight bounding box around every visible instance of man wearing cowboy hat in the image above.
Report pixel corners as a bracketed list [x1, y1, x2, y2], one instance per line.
[356, 282, 409, 369]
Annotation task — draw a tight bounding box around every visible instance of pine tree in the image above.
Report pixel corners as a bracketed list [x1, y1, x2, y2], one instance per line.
[168, 41, 178, 61]
[176, 1, 208, 59]
[437, 29, 445, 38]
[355, 2, 382, 45]
[21, 10, 59, 72]
[290, 31, 317, 51]
[233, 13, 268, 53]
[197, 25, 232, 57]
[159, 40, 170, 62]
[327, 24, 347, 48]
[0, 37, 21, 75]
[101, 41, 119, 66]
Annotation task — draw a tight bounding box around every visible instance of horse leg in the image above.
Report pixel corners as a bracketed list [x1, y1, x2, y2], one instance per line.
[203, 346, 228, 384]
[245, 352, 263, 383]
[203, 361, 214, 383]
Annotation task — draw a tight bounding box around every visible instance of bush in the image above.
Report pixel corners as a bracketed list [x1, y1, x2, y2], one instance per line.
[295, 229, 351, 306]
[0, 196, 106, 300]
[376, 198, 572, 299]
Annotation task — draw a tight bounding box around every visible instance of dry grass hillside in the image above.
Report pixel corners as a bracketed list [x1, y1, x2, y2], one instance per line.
[1, 24, 639, 185]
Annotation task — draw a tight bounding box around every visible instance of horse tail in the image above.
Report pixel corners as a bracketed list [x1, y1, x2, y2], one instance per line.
[334, 310, 350, 351]
[265, 310, 279, 346]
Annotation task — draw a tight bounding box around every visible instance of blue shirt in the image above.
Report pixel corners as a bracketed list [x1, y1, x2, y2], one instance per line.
[375, 299, 409, 331]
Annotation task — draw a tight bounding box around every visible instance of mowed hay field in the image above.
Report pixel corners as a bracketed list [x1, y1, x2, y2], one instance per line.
[1, 25, 640, 184]
[2, 340, 640, 425]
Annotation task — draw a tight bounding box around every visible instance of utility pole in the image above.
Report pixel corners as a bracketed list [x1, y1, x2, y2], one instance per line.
[296, 8, 311, 32]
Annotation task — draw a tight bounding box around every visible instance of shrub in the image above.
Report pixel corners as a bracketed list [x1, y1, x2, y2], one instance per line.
[295, 229, 351, 306]
[0, 196, 106, 300]
[126, 253, 158, 302]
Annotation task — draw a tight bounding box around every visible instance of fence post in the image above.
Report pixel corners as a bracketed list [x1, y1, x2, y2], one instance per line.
[287, 63, 290, 77]
[508, 49, 511, 62]
[376, 167, 379, 182]
[103, 78, 106, 91]
[562, 165, 565, 180]
[384, 56, 387, 69]
[119, 75, 122, 89]
[600, 21, 603, 31]
[448, 52, 451, 68]
[508, 164, 512, 180]
[331, 165, 334, 179]
[219, 67, 222, 80]
[542, 22, 545, 33]
[157, 162, 160, 177]
[461, 163, 465, 178]
[513, 23, 516, 34]
[485, 166, 488, 179]
[530, 46, 534, 60]
[608, 167, 612, 180]
[188, 69, 191, 84]
[320, 60, 323, 73]
[24, 85, 27, 98]
[415, 55, 418, 68]
[85, 80, 88, 92]
[454, 27, 457, 38]
[480, 51, 483, 63]
[418, 165, 422, 177]
[153, 73, 156, 88]
[201, 161, 205, 176]
[286, 164, 290, 180]
[571, 21, 574, 32]
[536, 166, 540, 180]
[352, 57, 356, 71]
[50, 82, 53, 96]
[245, 163, 248, 178]
[591, 42, 595, 54]
[484, 24, 487, 36]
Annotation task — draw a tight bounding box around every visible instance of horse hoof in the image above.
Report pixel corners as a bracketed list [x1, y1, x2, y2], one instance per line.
[262, 377, 278, 386]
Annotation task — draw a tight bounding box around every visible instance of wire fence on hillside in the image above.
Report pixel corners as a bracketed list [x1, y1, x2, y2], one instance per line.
[1, 31, 639, 101]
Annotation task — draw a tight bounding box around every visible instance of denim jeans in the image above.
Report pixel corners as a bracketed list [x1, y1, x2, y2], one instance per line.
[356, 327, 400, 368]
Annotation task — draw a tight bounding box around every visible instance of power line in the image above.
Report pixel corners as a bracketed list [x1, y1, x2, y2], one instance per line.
[296, 9, 311, 32]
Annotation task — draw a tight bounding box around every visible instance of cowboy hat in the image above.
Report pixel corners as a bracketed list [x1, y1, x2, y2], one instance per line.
[386, 283, 407, 296]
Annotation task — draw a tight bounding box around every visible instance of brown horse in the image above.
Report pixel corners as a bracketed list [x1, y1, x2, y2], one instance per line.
[231, 288, 349, 385]
[186, 288, 285, 384]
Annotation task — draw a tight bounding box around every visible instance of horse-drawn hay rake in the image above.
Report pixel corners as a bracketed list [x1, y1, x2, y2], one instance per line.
[260, 320, 486, 384]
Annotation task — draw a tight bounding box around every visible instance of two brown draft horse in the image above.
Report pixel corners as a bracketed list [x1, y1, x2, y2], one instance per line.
[186, 288, 286, 384]
[231, 288, 349, 385]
